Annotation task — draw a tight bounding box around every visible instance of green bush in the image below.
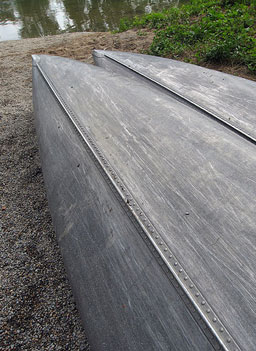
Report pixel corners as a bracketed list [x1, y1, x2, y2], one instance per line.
[118, 0, 256, 73]
[118, 18, 132, 32]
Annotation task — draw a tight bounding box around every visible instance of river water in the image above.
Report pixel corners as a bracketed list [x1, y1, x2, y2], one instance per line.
[0, 0, 182, 41]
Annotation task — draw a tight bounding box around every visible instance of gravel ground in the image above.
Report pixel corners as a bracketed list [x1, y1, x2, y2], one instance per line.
[0, 30, 154, 351]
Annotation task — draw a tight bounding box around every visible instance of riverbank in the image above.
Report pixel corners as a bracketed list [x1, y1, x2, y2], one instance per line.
[0, 26, 255, 350]
[0, 30, 154, 350]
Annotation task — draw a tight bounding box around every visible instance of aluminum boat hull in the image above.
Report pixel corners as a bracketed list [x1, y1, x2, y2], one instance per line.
[32, 52, 256, 351]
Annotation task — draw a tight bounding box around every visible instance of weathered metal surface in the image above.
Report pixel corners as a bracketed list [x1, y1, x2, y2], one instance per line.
[93, 50, 256, 143]
[32, 55, 215, 351]
[32, 53, 256, 351]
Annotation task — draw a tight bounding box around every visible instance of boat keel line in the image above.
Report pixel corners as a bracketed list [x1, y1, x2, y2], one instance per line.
[35, 61, 241, 351]
[102, 52, 256, 147]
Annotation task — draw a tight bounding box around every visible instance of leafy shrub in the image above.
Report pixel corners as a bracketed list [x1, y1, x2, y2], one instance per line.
[118, 0, 256, 73]
[118, 18, 132, 32]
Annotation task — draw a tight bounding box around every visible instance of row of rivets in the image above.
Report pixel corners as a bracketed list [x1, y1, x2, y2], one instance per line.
[92, 130, 233, 348]
[151, 227, 238, 349]
[145, 218, 228, 348]
[95, 55, 230, 349]
[152, 230, 213, 338]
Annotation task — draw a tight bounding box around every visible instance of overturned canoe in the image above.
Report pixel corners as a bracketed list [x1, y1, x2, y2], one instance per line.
[32, 51, 256, 351]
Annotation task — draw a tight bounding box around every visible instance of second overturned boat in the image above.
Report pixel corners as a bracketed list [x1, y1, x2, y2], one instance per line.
[32, 50, 256, 351]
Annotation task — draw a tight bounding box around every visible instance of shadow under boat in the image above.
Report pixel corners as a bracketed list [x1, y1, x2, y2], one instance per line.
[32, 51, 256, 351]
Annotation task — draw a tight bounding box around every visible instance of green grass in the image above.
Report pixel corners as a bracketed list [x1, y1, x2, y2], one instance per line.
[117, 0, 256, 74]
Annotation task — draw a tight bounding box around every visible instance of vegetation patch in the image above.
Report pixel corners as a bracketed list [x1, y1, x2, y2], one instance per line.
[118, 0, 256, 74]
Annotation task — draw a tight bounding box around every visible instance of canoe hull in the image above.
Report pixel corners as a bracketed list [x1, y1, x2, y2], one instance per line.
[32, 56, 215, 350]
[32, 52, 256, 351]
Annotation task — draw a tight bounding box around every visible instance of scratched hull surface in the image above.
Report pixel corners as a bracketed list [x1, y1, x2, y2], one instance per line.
[94, 50, 256, 142]
[32, 53, 256, 351]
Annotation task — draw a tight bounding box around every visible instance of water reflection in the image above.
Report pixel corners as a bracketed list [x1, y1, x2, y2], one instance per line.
[0, 0, 181, 41]
[15, 0, 60, 38]
[0, 1, 16, 23]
